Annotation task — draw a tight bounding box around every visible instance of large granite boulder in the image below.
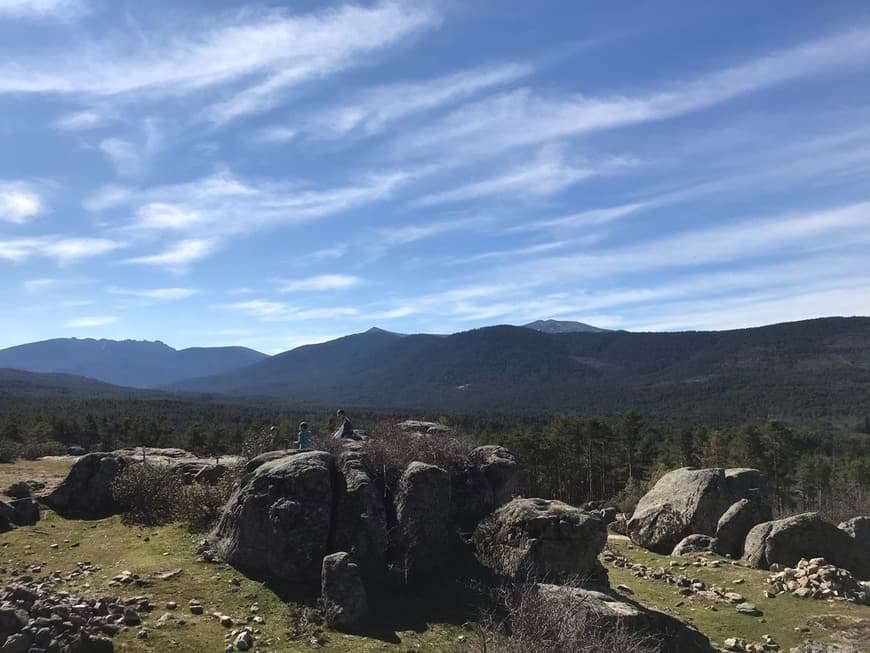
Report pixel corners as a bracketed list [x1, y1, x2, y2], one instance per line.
[332, 452, 388, 580]
[743, 512, 870, 579]
[214, 451, 334, 587]
[671, 534, 715, 557]
[321, 552, 368, 632]
[473, 498, 607, 582]
[42, 453, 130, 519]
[468, 445, 518, 506]
[395, 462, 451, 581]
[451, 445, 519, 530]
[536, 584, 714, 653]
[838, 516, 870, 552]
[0, 498, 40, 526]
[714, 498, 772, 557]
[627, 467, 767, 554]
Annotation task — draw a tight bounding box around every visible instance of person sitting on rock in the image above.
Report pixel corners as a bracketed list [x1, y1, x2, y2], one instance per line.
[296, 422, 314, 450]
[332, 409, 358, 440]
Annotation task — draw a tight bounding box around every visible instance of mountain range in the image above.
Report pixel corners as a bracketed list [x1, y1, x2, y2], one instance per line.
[0, 338, 267, 388]
[1, 317, 869, 423]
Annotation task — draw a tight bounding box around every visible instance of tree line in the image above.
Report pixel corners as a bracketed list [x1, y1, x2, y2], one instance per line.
[0, 396, 867, 522]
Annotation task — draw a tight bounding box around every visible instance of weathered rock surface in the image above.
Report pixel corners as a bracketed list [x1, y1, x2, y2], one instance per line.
[332, 452, 388, 580]
[321, 552, 368, 631]
[451, 446, 519, 530]
[715, 498, 772, 557]
[467, 445, 518, 506]
[42, 453, 130, 519]
[5, 480, 43, 499]
[214, 451, 334, 586]
[395, 462, 451, 580]
[627, 467, 767, 553]
[838, 516, 870, 552]
[473, 498, 607, 582]
[671, 534, 715, 557]
[743, 513, 870, 580]
[241, 450, 296, 476]
[0, 498, 40, 527]
[536, 584, 714, 653]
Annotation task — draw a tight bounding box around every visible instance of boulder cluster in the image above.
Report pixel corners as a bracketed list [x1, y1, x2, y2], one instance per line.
[624, 467, 870, 585]
[626, 467, 770, 555]
[765, 558, 870, 604]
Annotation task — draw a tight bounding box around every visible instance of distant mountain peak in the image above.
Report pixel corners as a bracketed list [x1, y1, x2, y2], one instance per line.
[523, 319, 609, 334]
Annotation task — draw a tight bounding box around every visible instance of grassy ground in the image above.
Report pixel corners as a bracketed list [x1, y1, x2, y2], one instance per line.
[1, 458, 868, 652]
[605, 537, 870, 651]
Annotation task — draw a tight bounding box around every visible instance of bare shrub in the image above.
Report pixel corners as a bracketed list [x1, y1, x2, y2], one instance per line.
[176, 474, 236, 531]
[111, 462, 184, 526]
[240, 428, 279, 462]
[463, 578, 658, 653]
[18, 440, 67, 460]
[113, 462, 237, 529]
[360, 421, 473, 492]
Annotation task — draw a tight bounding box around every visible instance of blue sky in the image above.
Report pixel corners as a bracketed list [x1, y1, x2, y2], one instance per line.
[2, 0, 870, 354]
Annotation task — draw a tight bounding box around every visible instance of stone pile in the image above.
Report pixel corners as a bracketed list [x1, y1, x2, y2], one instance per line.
[0, 580, 137, 652]
[724, 634, 780, 652]
[765, 558, 870, 604]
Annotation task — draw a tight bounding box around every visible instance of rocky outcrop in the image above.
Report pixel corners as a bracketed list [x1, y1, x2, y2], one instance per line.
[5, 480, 44, 499]
[838, 516, 870, 552]
[743, 513, 870, 580]
[473, 498, 607, 582]
[468, 445, 518, 506]
[671, 534, 715, 557]
[765, 557, 869, 603]
[332, 452, 388, 580]
[214, 451, 334, 587]
[395, 462, 451, 581]
[714, 498, 772, 557]
[627, 467, 768, 554]
[42, 453, 130, 519]
[321, 552, 368, 632]
[451, 445, 519, 530]
[536, 584, 714, 653]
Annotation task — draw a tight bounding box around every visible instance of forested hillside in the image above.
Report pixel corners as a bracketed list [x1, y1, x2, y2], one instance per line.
[171, 317, 870, 424]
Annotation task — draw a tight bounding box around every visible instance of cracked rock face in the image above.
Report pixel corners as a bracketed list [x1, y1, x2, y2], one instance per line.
[472, 497, 607, 582]
[214, 451, 334, 587]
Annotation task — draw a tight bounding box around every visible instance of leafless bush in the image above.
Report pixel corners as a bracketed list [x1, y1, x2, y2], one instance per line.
[360, 421, 474, 492]
[240, 428, 279, 462]
[112, 462, 184, 526]
[112, 462, 235, 529]
[176, 474, 236, 531]
[461, 578, 658, 653]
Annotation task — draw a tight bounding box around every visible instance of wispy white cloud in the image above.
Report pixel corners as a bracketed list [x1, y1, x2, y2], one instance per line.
[400, 26, 870, 159]
[0, 0, 84, 20]
[124, 239, 218, 269]
[109, 286, 199, 300]
[279, 274, 362, 293]
[376, 215, 490, 247]
[23, 277, 90, 292]
[96, 170, 409, 241]
[53, 108, 109, 131]
[0, 1, 440, 105]
[0, 236, 124, 263]
[412, 149, 634, 207]
[228, 299, 359, 322]
[0, 181, 43, 224]
[281, 61, 532, 142]
[65, 315, 118, 328]
[98, 118, 164, 178]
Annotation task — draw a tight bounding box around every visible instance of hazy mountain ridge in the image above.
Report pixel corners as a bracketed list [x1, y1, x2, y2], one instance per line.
[0, 338, 267, 389]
